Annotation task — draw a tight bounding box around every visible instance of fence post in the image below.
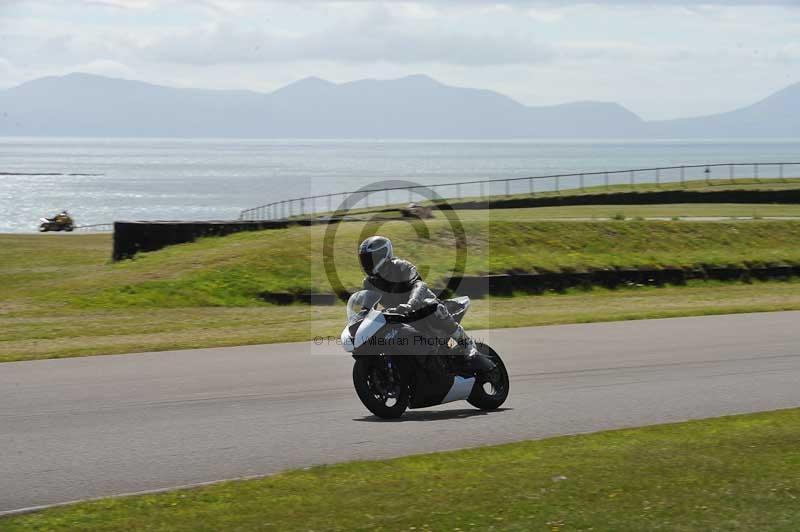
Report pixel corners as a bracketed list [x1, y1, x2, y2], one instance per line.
[705, 167, 711, 186]
[780, 163, 785, 182]
[754, 163, 760, 182]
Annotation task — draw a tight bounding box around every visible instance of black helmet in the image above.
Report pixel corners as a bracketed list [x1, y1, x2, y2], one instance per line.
[359, 236, 393, 275]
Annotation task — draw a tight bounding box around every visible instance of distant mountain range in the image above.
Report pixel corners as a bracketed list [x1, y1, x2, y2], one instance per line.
[0, 72, 798, 138]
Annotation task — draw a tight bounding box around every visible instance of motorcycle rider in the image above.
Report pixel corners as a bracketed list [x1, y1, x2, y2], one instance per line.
[53, 210, 71, 225]
[359, 235, 479, 360]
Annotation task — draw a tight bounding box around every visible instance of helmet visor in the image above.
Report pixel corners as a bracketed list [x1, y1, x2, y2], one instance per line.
[359, 251, 377, 275]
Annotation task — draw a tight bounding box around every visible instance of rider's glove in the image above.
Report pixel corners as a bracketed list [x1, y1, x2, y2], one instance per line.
[395, 304, 412, 315]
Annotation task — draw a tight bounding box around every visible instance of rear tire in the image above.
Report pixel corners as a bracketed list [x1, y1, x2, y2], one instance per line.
[467, 343, 509, 410]
[353, 356, 409, 419]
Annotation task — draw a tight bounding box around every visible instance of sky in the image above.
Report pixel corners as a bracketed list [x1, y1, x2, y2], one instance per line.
[1, 0, 799, 120]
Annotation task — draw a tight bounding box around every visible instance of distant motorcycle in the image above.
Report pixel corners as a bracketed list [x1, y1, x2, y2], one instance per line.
[341, 290, 509, 419]
[39, 216, 74, 232]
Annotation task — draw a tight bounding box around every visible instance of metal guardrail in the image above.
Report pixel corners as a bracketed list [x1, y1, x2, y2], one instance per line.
[239, 162, 800, 221]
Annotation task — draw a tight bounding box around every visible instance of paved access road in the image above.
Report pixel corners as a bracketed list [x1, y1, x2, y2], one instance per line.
[2, 312, 799, 513]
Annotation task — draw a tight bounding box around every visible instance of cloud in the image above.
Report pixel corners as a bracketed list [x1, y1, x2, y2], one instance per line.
[141, 8, 555, 66]
[0, 57, 19, 79]
[75, 59, 136, 78]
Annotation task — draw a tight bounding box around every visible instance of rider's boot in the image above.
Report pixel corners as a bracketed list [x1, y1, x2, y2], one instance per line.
[452, 325, 478, 359]
[453, 325, 496, 373]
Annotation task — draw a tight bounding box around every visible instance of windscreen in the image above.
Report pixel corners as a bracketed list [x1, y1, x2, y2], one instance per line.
[346, 290, 382, 324]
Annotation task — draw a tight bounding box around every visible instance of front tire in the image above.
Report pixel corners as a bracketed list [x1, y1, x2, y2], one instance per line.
[353, 356, 409, 419]
[467, 343, 509, 410]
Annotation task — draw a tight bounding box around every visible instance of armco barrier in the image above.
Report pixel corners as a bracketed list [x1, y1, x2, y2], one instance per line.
[253, 265, 800, 305]
[112, 220, 297, 261]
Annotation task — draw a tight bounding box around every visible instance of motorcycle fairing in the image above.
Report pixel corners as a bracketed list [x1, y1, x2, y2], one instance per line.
[442, 376, 476, 403]
[408, 362, 454, 408]
[353, 308, 387, 350]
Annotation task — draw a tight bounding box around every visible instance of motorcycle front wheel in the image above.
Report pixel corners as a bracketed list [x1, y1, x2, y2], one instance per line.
[352, 356, 409, 419]
[467, 343, 509, 411]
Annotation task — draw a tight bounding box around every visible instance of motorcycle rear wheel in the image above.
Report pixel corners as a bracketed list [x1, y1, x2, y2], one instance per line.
[353, 356, 409, 419]
[467, 343, 509, 410]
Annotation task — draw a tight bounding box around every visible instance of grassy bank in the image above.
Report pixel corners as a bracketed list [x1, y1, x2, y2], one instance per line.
[5, 220, 800, 309]
[5, 408, 800, 531]
[4, 216, 800, 361]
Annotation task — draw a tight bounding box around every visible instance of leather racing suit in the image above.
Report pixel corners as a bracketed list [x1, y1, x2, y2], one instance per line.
[362, 257, 460, 338]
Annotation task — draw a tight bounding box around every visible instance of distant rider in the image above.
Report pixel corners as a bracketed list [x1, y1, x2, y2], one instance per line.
[53, 210, 71, 224]
[358, 235, 479, 360]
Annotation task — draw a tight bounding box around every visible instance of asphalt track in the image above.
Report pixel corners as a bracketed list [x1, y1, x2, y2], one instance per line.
[2, 311, 800, 513]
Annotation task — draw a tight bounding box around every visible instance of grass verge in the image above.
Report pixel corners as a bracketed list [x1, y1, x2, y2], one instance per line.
[4, 408, 800, 531]
[3, 279, 800, 362]
[441, 176, 800, 207]
[451, 203, 800, 220]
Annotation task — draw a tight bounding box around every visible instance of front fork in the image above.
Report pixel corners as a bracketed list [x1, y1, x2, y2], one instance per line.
[383, 355, 398, 398]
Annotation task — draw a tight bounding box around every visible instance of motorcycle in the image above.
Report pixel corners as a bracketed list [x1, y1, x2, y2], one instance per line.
[341, 290, 509, 419]
[39, 217, 74, 232]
